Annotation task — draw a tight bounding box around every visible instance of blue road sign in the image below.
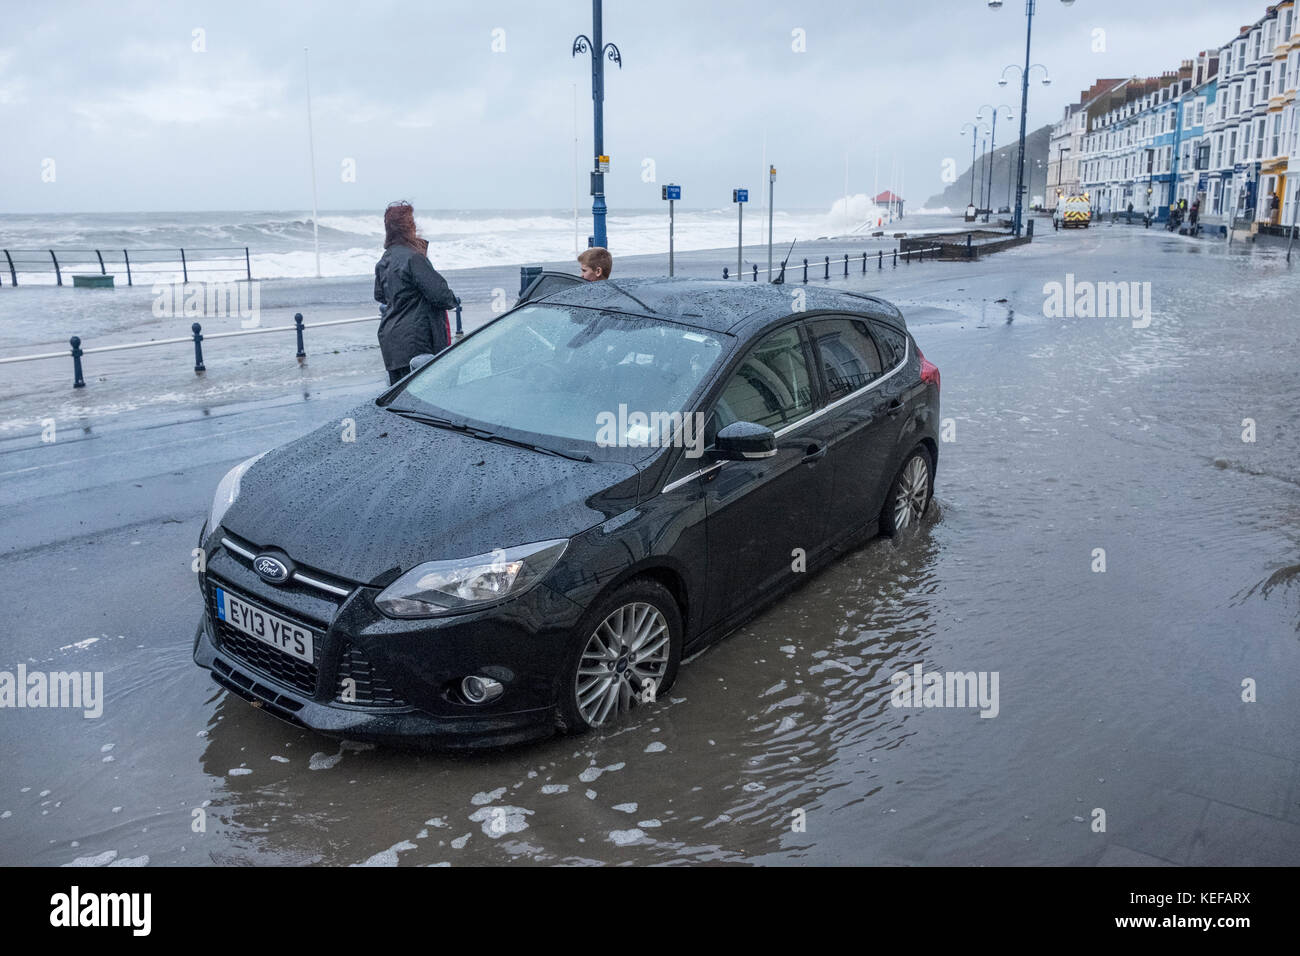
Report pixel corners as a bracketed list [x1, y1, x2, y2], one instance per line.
[662, 185, 681, 200]
[733, 189, 748, 202]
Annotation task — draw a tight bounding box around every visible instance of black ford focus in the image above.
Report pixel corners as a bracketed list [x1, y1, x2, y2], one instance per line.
[193, 278, 940, 748]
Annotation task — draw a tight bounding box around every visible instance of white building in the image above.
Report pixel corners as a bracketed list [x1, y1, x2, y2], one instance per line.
[1047, 79, 1124, 210]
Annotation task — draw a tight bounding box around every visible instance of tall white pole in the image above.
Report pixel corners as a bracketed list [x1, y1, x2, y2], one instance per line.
[890, 155, 896, 224]
[844, 151, 849, 230]
[873, 148, 879, 225]
[572, 82, 579, 256]
[304, 47, 321, 279]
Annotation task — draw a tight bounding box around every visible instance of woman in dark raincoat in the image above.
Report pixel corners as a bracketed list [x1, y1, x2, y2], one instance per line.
[374, 201, 459, 385]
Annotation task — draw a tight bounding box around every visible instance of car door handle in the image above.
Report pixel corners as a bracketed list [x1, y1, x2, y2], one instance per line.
[801, 442, 828, 464]
[886, 399, 905, 417]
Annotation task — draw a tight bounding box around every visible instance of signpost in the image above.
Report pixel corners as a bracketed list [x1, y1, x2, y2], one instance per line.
[662, 184, 680, 276]
[733, 188, 748, 280]
[767, 166, 776, 282]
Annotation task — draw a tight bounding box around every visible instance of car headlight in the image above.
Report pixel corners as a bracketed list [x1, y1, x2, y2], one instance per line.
[374, 539, 568, 618]
[207, 452, 268, 535]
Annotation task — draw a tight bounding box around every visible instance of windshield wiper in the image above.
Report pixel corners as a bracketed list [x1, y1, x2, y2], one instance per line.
[385, 406, 593, 463]
[475, 432, 594, 463]
[385, 406, 471, 431]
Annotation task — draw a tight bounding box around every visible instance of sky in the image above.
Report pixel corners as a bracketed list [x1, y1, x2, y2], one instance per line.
[0, 0, 1273, 214]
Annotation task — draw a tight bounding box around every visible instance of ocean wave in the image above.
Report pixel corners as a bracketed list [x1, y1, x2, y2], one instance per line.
[0, 202, 919, 279]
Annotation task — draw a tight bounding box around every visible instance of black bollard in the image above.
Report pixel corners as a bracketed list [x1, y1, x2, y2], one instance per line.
[723, 267, 729, 279]
[862, 252, 867, 274]
[843, 254, 849, 277]
[294, 312, 306, 360]
[802, 258, 808, 283]
[967, 233, 974, 258]
[752, 264, 758, 282]
[823, 256, 829, 280]
[70, 336, 84, 388]
[454, 298, 463, 338]
[519, 265, 541, 297]
[878, 250, 883, 270]
[192, 322, 205, 373]
[893, 250, 897, 268]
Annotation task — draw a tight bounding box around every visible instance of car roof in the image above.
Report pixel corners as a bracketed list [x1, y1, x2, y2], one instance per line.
[528, 276, 907, 336]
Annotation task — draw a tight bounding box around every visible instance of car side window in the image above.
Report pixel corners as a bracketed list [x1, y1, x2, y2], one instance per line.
[807, 318, 882, 401]
[518, 273, 583, 304]
[872, 322, 909, 370]
[706, 325, 814, 444]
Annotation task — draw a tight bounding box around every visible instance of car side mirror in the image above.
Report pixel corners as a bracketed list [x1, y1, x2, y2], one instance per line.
[714, 421, 777, 461]
[409, 353, 435, 372]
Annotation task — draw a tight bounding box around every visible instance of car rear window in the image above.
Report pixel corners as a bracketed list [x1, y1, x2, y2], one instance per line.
[871, 322, 909, 370]
[807, 318, 883, 399]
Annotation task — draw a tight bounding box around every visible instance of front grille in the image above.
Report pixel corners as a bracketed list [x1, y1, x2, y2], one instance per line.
[209, 584, 320, 698]
[336, 644, 409, 708]
[213, 659, 306, 713]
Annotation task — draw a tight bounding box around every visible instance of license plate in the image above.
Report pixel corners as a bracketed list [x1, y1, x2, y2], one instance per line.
[214, 586, 315, 664]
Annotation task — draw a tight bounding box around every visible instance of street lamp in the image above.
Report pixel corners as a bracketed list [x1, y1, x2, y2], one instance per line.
[978, 132, 992, 211]
[999, 63, 1051, 87]
[572, 0, 622, 250]
[988, 0, 1074, 237]
[977, 104, 1014, 223]
[960, 122, 987, 208]
[1056, 144, 1071, 192]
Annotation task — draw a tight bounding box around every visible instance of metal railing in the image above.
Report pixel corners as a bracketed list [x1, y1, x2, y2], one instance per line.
[0, 247, 253, 286]
[0, 299, 464, 388]
[722, 245, 944, 282]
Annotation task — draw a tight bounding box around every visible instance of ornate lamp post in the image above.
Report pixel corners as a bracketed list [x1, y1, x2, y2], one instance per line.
[989, 0, 1074, 236]
[572, 1, 622, 250]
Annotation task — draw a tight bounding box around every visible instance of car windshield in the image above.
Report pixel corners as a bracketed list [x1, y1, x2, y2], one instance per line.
[394, 305, 727, 446]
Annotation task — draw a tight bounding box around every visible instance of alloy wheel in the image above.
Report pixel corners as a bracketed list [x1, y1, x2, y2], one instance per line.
[893, 455, 931, 530]
[575, 602, 670, 727]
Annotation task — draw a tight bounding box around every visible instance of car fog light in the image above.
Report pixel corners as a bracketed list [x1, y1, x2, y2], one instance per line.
[462, 675, 503, 704]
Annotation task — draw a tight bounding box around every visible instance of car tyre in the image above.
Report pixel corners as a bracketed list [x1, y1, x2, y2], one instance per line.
[880, 445, 933, 537]
[557, 578, 682, 735]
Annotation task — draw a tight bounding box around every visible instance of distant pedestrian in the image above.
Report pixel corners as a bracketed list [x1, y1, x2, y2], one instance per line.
[578, 247, 612, 281]
[374, 201, 458, 386]
[1126, 201, 1133, 224]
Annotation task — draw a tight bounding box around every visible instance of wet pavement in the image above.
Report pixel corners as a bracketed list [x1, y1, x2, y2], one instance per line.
[1, 224, 1298, 865]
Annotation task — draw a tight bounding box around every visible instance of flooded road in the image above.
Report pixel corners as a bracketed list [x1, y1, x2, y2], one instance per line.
[2, 227, 1298, 865]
